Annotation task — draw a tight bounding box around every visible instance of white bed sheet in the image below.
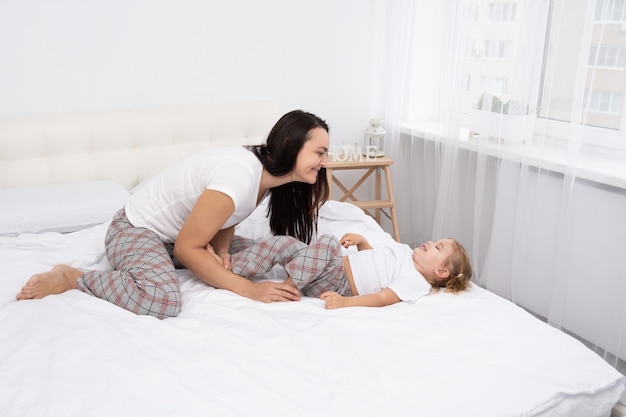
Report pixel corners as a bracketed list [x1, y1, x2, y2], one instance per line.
[1, 201, 624, 417]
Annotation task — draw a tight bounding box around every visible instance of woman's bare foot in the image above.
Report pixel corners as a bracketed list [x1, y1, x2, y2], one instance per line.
[16, 264, 81, 300]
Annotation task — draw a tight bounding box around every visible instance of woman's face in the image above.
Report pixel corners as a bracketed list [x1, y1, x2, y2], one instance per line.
[292, 127, 329, 184]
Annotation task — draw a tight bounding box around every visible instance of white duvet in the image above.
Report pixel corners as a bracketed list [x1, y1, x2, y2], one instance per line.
[0, 201, 624, 417]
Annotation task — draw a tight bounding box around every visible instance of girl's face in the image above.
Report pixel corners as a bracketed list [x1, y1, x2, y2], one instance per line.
[291, 127, 329, 184]
[412, 238, 456, 283]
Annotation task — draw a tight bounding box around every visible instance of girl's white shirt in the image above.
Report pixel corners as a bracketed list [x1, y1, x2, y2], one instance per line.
[347, 243, 431, 302]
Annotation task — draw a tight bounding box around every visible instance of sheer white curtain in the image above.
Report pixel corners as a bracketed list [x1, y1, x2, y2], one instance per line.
[373, 0, 626, 379]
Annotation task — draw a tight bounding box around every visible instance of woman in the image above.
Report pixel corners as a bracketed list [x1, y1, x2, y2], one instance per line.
[16, 110, 330, 319]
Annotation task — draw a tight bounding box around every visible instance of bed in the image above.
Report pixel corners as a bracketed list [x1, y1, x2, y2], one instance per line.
[1, 102, 624, 417]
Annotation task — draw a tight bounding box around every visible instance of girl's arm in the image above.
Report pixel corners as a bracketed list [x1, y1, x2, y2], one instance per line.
[320, 288, 401, 309]
[174, 189, 300, 302]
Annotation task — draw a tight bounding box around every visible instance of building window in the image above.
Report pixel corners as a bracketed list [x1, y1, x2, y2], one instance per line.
[589, 45, 626, 68]
[480, 76, 508, 96]
[585, 90, 623, 114]
[488, 2, 517, 22]
[594, 0, 626, 22]
[484, 40, 511, 59]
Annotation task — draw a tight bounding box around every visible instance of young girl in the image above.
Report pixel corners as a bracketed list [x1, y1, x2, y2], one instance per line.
[224, 232, 473, 309]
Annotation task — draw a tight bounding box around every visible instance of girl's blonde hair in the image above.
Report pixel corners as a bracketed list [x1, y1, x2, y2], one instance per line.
[439, 239, 473, 294]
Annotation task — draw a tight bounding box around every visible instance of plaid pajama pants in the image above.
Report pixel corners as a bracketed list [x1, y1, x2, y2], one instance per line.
[77, 209, 182, 319]
[230, 234, 352, 297]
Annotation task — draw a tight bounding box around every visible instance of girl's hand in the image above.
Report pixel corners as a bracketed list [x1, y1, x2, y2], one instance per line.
[320, 291, 347, 309]
[339, 233, 364, 248]
[339, 233, 372, 251]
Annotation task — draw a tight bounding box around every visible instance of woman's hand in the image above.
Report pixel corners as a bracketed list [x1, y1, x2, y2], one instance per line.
[206, 244, 232, 269]
[320, 291, 347, 309]
[209, 226, 235, 269]
[218, 252, 231, 269]
[207, 242, 298, 302]
[246, 281, 301, 302]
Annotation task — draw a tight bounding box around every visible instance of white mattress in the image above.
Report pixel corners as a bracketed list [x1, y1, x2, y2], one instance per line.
[0, 200, 624, 417]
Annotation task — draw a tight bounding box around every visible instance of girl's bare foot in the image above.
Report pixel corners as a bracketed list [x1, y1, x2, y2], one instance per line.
[16, 264, 81, 300]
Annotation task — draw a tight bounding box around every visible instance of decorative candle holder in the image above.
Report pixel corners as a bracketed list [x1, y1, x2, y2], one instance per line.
[363, 118, 385, 158]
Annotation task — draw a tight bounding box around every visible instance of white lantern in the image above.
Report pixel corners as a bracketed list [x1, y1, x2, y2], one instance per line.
[363, 118, 385, 158]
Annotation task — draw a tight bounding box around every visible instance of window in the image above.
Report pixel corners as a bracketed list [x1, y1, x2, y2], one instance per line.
[461, 0, 626, 149]
[589, 45, 626, 69]
[484, 40, 511, 59]
[594, 0, 626, 22]
[480, 76, 508, 95]
[406, 0, 626, 150]
[540, 0, 626, 146]
[585, 90, 623, 114]
[488, 2, 517, 22]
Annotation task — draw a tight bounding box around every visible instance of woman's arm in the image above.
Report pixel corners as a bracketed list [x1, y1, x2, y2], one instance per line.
[320, 288, 401, 309]
[174, 189, 300, 302]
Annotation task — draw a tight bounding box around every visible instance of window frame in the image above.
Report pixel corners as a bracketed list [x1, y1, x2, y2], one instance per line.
[532, 0, 626, 151]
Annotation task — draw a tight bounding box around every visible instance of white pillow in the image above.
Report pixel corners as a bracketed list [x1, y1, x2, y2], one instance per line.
[0, 181, 130, 236]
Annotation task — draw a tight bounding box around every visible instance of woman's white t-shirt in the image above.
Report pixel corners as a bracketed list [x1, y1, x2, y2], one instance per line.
[347, 243, 432, 302]
[125, 147, 263, 243]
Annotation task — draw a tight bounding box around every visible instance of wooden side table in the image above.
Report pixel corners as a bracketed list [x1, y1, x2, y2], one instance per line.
[326, 156, 400, 241]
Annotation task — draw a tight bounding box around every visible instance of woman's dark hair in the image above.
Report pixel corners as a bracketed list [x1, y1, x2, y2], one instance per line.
[248, 110, 330, 243]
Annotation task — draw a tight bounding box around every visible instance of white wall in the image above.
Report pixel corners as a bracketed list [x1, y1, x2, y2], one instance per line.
[0, 0, 377, 146]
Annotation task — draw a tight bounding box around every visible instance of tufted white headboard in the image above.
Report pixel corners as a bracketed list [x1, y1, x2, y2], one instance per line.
[0, 101, 282, 190]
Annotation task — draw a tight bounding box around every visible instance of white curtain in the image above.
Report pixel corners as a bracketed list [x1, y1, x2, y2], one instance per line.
[372, 0, 626, 379]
